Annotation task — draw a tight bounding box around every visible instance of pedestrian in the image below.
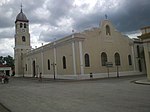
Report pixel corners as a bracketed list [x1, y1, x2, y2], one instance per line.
[4, 75, 9, 83]
[2, 75, 5, 84]
[39, 72, 42, 82]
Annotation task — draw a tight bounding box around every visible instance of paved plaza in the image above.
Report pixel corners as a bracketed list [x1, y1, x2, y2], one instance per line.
[0, 75, 150, 112]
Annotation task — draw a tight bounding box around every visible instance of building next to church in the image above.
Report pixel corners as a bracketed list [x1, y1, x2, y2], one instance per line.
[14, 8, 146, 79]
[138, 26, 150, 80]
[0, 65, 12, 76]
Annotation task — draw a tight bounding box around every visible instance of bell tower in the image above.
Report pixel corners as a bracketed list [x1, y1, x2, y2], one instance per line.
[14, 5, 31, 76]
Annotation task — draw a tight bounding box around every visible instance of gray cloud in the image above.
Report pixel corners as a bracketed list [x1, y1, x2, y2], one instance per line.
[39, 24, 73, 42]
[40, 30, 71, 42]
[0, 49, 13, 57]
[30, 0, 150, 41]
[70, 0, 150, 33]
[0, 0, 150, 53]
[46, 0, 74, 26]
[72, 12, 102, 31]
[110, 0, 150, 32]
[1, 0, 150, 34]
[0, 28, 14, 39]
[0, 2, 15, 28]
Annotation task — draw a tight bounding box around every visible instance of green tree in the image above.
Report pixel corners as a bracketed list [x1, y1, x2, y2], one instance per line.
[0, 56, 4, 65]
[0, 55, 14, 67]
[3, 55, 14, 67]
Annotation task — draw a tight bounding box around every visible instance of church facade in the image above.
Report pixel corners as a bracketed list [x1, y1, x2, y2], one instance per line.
[14, 8, 145, 79]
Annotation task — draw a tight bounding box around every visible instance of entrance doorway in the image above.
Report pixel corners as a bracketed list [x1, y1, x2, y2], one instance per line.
[6, 70, 10, 76]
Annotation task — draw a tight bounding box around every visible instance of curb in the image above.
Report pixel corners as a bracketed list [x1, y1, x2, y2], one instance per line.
[134, 80, 150, 85]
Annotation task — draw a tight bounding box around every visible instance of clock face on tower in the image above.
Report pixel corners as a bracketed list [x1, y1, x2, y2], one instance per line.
[22, 29, 25, 32]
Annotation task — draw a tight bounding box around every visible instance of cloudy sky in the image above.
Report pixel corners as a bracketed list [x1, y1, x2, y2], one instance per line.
[0, 0, 150, 57]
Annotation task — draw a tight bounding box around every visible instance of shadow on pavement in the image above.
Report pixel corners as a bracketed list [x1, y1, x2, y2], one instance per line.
[0, 103, 11, 112]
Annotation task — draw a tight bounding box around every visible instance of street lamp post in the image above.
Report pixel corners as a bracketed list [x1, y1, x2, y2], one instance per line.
[36, 65, 39, 78]
[116, 65, 119, 78]
[23, 67, 25, 77]
[51, 62, 56, 80]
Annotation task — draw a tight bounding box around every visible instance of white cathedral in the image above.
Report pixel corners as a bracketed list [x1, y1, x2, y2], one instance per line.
[14, 8, 146, 79]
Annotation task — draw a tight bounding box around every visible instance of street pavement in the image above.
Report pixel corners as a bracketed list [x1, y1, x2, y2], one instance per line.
[0, 75, 150, 112]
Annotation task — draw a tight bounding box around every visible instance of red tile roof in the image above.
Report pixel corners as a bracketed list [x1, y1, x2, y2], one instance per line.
[0, 64, 11, 67]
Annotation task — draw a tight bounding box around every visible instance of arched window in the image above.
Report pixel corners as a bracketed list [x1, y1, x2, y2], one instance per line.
[114, 53, 121, 66]
[22, 36, 26, 42]
[62, 56, 66, 69]
[137, 45, 140, 58]
[128, 55, 132, 65]
[20, 23, 23, 28]
[24, 23, 26, 28]
[101, 52, 107, 66]
[106, 25, 111, 35]
[85, 53, 90, 67]
[48, 59, 50, 70]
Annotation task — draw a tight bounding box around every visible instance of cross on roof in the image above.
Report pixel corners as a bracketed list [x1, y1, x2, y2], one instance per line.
[105, 14, 108, 19]
[20, 3, 23, 12]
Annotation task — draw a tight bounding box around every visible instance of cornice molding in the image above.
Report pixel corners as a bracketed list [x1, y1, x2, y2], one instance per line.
[14, 45, 31, 50]
[138, 33, 150, 40]
[25, 35, 85, 56]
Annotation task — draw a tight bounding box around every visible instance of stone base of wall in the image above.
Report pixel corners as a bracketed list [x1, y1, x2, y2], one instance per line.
[26, 71, 145, 80]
